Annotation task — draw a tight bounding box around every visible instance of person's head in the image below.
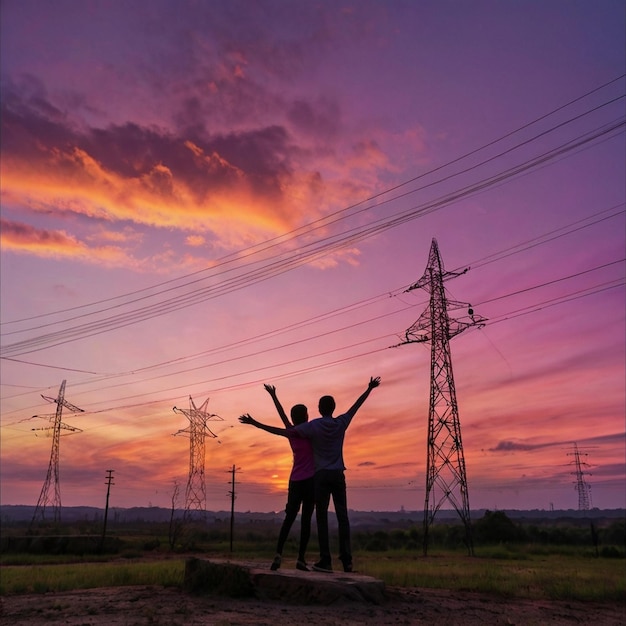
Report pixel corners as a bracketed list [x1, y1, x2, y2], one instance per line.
[290, 404, 308, 426]
[318, 395, 336, 416]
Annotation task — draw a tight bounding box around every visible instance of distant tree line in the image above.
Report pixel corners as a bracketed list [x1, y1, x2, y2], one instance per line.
[352, 511, 625, 556]
[3, 510, 624, 558]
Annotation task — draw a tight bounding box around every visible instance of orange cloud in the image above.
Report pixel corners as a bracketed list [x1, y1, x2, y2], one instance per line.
[0, 218, 85, 256]
[1, 88, 412, 271]
[0, 218, 145, 269]
[309, 247, 362, 269]
[0, 89, 435, 282]
[1, 99, 333, 247]
[185, 235, 206, 247]
[87, 226, 144, 245]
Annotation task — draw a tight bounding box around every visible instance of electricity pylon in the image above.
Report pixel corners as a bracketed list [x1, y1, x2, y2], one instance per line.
[395, 239, 486, 555]
[568, 443, 592, 510]
[173, 395, 222, 519]
[30, 380, 84, 526]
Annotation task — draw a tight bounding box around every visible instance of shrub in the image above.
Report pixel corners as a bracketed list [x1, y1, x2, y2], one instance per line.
[143, 539, 160, 551]
[473, 510, 522, 544]
[599, 546, 623, 559]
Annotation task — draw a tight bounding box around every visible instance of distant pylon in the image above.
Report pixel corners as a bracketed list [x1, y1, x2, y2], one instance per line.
[395, 239, 486, 555]
[173, 396, 223, 519]
[568, 443, 592, 510]
[30, 380, 84, 526]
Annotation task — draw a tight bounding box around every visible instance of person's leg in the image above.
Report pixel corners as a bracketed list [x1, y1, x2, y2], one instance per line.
[272, 481, 300, 570]
[297, 477, 315, 564]
[314, 470, 332, 569]
[331, 470, 352, 571]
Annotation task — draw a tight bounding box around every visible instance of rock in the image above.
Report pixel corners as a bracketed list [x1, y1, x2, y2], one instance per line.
[184, 558, 387, 605]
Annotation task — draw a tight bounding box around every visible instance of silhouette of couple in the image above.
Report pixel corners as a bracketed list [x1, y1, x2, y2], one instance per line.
[239, 376, 381, 573]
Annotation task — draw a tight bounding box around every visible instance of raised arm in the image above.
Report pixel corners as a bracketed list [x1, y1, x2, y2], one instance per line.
[264, 384, 291, 428]
[239, 413, 291, 437]
[345, 376, 381, 417]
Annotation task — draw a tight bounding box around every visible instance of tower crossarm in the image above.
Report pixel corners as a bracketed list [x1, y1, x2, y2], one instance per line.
[393, 298, 486, 347]
[406, 266, 470, 293]
[41, 394, 85, 413]
[32, 422, 83, 434]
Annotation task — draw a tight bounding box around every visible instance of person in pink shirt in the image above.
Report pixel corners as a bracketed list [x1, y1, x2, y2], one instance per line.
[239, 384, 315, 571]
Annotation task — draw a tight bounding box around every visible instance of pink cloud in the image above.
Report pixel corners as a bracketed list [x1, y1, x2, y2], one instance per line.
[185, 235, 206, 247]
[0, 218, 85, 256]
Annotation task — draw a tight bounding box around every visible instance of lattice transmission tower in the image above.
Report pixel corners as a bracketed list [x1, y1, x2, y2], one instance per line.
[395, 239, 486, 555]
[568, 443, 592, 510]
[173, 395, 223, 519]
[30, 380, 84, 526]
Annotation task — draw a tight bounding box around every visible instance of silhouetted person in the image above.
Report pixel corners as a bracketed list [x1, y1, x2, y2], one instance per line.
[239, 384, 315, 571]
[295, 376, 381, 573]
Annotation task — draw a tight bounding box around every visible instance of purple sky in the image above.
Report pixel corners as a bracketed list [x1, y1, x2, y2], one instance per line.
[1, 0, 624, 513]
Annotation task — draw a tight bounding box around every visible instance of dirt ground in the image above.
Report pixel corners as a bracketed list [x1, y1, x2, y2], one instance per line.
[1, 584, 625, 626]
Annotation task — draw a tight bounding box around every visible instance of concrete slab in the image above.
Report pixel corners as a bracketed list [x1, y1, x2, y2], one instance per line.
[184, 557, 387, 605]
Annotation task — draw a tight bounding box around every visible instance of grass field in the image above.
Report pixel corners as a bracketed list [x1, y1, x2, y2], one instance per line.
[356, 550, 625, 602]
[1, 548, 624, 603]
[2, 514, 623, 603]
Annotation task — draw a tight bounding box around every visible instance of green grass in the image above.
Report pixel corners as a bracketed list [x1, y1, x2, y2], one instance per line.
[1, 547, 624, 604]
[355, 549, 626, 602]
[0, 560, 185, 595]
[1, 553, 112, 566]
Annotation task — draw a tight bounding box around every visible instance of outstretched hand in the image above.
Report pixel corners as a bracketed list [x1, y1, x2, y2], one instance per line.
[368, 376, 381, 390]
[239, 413, 255, 425]
[263, 384, 277, 395]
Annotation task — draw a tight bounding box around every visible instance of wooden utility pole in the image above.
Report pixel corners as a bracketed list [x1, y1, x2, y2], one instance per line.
[100, 469, 115, 552]
[228, 465, 239, 552]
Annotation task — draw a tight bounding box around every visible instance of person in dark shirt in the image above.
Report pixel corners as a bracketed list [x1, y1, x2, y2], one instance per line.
[293, 376, 380, 573]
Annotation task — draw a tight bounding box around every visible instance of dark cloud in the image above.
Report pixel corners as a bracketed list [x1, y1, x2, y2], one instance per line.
[287, 98, 341, 139]
[489, 440, 555, 452]
[578, 432, 625, 447]
[173, 96, 207, 137]
[589, 463, 626, 478]
[0, 218, 79, 248]
[489, 433, 626, 454]
[1, 74, 67, 122]
[1, 91, 78, 162]
[0, 459, 52, 482]
[370, 462, 416, 472]
[1, 87, 301, 206]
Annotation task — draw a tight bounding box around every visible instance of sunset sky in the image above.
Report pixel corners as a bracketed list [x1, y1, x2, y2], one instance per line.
[1, 0, 624, 516]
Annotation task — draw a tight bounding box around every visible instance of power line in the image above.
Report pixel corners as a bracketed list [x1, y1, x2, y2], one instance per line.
[485, 280, 624, 327]
[454, 203, 625, 273]
[1, 254, 622, 424]
[2, 202, 622, 391]
[1, 89, 623, 355]
[2, 276, 622, 436]
[2, 115, 622, 357]
[3, 74, 622, 329]
[475, 258, 625, 306]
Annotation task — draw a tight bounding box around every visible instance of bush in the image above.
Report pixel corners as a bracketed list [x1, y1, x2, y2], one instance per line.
[599, 546, 623, 559]
[143, 539, 160, 551]
[601, 521, 625, 547]
[365, 531, 389, 551]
